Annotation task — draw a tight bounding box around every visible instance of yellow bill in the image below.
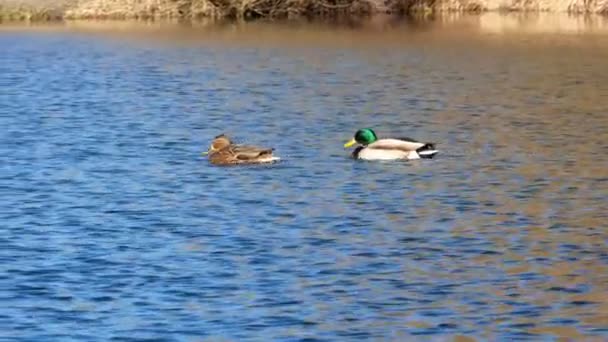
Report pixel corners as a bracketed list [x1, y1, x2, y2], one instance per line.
[201, 151, 209, 156]
[344, 138, 357, 148]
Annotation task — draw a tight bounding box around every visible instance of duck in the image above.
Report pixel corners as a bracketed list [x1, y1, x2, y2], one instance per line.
[201, 133, 280, 165]
[343, 128, 438, 160]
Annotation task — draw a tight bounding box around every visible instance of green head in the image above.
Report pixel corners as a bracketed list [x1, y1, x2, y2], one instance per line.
[344, 128, 378, 147]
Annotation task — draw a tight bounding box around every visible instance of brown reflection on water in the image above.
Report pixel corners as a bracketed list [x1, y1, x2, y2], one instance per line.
[2, 15, 607, 339]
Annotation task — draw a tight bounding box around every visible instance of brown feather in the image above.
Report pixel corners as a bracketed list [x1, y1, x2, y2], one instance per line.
[205, 134, 278, 165]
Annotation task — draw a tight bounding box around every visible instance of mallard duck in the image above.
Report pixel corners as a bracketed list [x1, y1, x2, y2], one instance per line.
[201, 133, 280, 165]
[344, 128, 438, 160]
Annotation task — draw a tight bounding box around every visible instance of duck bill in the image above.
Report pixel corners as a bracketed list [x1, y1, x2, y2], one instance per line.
[344, 138, 357, 148]
[201, 151, 209, 156]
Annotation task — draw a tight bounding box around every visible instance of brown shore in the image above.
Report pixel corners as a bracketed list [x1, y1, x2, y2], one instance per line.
[1, 0, 607, 22]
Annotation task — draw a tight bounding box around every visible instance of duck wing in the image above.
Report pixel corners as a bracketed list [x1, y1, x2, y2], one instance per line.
[231, 145, 274, 160]
[396, 136, 420, 143]
[368, 138, 426, 152]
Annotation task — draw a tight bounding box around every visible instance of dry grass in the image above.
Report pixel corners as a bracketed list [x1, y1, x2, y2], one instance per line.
[1, 0, 608, 21]
[0, 0, 76, 20]
[1, 3, 62, 20]
[64, 0, 386, 20]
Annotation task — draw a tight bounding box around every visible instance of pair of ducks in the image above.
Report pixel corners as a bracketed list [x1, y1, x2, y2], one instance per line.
[201, 128, 439, 165]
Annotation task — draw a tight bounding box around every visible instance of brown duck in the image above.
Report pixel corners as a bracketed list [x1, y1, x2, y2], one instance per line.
[201, 134, 280, 165]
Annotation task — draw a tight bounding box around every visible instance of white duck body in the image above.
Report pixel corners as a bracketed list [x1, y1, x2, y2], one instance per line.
[355, 138, 439, 160]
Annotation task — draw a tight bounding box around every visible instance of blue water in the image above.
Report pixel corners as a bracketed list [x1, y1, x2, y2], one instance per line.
[1, 23, 608, 341]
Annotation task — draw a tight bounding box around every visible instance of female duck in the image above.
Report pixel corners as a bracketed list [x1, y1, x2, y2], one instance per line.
[202, 134, 280, 165]
[344, 128, 438, 160]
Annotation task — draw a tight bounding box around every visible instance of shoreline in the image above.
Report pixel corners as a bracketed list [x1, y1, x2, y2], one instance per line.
[1, 0, 607, 22]
[2, 13, 608, 37]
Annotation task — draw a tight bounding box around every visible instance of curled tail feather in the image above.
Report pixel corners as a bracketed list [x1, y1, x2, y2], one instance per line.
[416, 143, 438, 159]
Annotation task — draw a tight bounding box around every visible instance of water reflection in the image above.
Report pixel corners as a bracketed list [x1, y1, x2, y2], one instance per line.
[1, 16, 607, 340]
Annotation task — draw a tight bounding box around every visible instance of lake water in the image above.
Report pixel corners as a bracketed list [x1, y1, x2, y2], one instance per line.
[1, 16, 607, 341]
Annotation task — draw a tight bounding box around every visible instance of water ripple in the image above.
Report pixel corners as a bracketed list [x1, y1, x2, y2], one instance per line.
[1, 24, 607, 341]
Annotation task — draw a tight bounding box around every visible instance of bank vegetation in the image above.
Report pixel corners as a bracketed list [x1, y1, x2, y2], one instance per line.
[1, 0, 607, 21]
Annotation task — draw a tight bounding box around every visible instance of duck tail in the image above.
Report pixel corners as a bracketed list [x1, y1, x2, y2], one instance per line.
[416, 143, 439, 159]
[259, 148, 274, 156]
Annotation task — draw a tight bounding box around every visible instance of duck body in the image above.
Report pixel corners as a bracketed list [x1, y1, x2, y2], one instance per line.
[203, 134, 280, 166]
[345, 129, 438, 161]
